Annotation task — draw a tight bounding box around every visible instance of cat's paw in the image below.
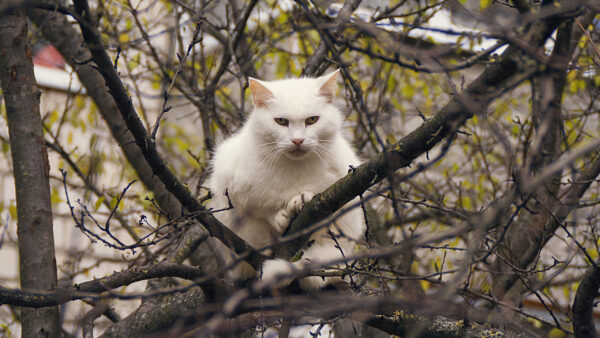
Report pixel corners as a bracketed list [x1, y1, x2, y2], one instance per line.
[261, 258, 296, 287]
[286, 191, 315, 215]
[273, 209, 291, 233]
[273, 192, 315, 233]
[261, 258, 328, 290]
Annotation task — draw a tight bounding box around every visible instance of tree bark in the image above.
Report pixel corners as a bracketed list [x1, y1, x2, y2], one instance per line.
[366, 313, 527, 338]
[0, 8, 60, 337]
[572, 260, 600, 338]
[99, 286, 206, 338]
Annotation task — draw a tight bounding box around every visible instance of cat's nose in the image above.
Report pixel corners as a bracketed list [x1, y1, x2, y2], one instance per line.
[292, 138, 304, 147]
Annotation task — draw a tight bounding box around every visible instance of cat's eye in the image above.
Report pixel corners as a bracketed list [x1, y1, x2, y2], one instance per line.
[305, 116, 319, 126]
[274, 118, 289, 126]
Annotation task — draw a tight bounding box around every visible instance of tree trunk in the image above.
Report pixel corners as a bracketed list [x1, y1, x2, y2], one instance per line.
[0, 9, 60, 337]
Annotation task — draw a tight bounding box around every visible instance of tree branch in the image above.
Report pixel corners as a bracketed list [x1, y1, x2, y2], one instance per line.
[572, 259, 600, 337]
[0, 262, 206, 308]
[65, 0, 266, 268]
[99, 286, 206, 338]
[300, 0, 362, 76]
[26, 3, 183, 219]
[275, 1, 563, 259]
[491, 11, 596, 301]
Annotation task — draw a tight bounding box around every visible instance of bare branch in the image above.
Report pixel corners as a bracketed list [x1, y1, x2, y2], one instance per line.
[277, 2, 563, 259]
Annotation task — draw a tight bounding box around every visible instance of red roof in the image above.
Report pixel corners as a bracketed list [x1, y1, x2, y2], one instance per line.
[33, 45, 66, 69]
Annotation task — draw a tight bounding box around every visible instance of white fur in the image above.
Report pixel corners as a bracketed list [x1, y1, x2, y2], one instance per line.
[207, 71, 365, 289]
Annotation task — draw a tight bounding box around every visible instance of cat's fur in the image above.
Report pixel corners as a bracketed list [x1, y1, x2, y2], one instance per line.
[207, 70, 365, 289]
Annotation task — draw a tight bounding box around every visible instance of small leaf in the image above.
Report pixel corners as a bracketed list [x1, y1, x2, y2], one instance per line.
[9, 204, 17, 220]
[290, 250, 304, 262]
[94, 196, 106, 211]
[50, 187, 63, 204]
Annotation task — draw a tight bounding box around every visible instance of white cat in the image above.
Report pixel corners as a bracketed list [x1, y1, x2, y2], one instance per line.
[207, 70, 365, 289]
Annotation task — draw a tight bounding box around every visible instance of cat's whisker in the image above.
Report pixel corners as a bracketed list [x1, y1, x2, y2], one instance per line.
[262, 153, 279, 170]
[258, 145, 284, 170]
[314, 145, 335, 163]
[312, 146, 329, 164]
[258, 151, 276, 169]
[257, 145, 277, 157]
[257, 142, 279, 154]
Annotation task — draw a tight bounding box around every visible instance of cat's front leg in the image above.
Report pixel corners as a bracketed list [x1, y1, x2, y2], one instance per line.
[272, 191, 315, 233]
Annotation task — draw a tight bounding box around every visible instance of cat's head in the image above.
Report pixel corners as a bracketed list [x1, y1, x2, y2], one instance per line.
[247, 70, 343, 162]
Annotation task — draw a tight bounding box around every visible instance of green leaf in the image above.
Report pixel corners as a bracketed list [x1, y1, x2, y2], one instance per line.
[110, 196, 118, 210]
[51, 187, 63, 204]
[94, 196, 106, 211]
[290, 250, 304, 262]
[9, 203, 17, 220]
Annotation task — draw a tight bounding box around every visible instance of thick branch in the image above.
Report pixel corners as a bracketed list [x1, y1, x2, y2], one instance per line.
[0, 8, 60, 337]
[81, 302, 109, 338]
[493, 152, 600, 301]
[99, 286, 206, 338]
[65, 0, 265, 268]
[572, 260, 600, 337]
[366, 312, 525, 337]
[0, 262, 205, 308]
[491, 12, 595, 300]
[26, 5, 183, 218]
[190, 291, 528, 337]
[276, 4, 562, 258]
[27, 0, 221, 278]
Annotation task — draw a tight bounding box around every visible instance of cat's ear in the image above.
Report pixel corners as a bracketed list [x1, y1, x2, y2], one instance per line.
[318, 69, 340, 103]
[249, 78, 274, 108]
